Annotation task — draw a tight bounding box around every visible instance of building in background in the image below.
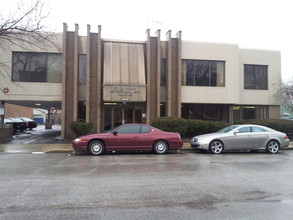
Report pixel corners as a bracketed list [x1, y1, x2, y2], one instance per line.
[0, 24, 282, 138]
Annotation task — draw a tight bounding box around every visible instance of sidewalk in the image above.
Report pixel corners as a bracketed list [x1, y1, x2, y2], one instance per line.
[0, 142, 292, 154]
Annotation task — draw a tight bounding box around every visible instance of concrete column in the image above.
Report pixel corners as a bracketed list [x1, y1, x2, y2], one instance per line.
[86, 25, 91, 123]
[176, 31, 182, 117]
[146, 29, 151, 124]
[156, 29, 161, 117]
[96, 25, 102, 133]
[61, 23, 68, 138]
[73, 24, 79, 122]
[166, 30, 172, 116]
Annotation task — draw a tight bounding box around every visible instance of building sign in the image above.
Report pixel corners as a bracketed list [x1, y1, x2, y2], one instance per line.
[2, 87, 9, 95]
[103, 85, 146, 102]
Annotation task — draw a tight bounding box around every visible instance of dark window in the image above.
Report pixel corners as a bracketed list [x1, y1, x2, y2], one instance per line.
[160, 103, 166, 117]
[12, 52, 62, 83]
[182, 60, 225, 87]
[141, 125, 151, 133]
[244, 64, 268, 90]
[160, 59, 166, 86]
[243, 107, 256, 119]
[78, 101, 86, 122]
[79, 55, 86, 84]
[115, 125, 141, 134]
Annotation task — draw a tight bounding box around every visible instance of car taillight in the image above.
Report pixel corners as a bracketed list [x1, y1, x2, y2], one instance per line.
[284, 135, 289, 140]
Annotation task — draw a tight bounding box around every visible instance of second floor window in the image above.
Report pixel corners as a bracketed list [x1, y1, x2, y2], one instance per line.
[244, 64, 268, 90]
[182, 60, 225, 87]
[12, 52, 62, 83]
[79, 54, 86, 84]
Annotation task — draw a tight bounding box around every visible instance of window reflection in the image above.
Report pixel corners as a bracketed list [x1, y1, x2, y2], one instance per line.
[182, 60, 225, 87]
[12, 52, 62, 83]
[244, 64, 268, 90]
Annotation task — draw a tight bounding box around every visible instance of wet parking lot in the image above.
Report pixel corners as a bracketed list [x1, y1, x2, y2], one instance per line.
[0, 124, 66, 144]
[0, 149, 293, 219]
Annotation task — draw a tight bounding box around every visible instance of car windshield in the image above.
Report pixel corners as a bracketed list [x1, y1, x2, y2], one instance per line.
[216, 125, 239, 133]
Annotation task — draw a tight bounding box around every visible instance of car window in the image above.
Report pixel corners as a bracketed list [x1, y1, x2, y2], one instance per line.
[251, 126, 267, 132]
[141, 125, 151, 133]
[115, 125, 141, 134]
[238, 127, 250, 133]
[217, 125, 239, 133]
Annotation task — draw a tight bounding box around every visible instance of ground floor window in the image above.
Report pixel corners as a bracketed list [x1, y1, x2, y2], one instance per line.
[78, 101, 86, 122]
[103, 102, 146, 131]
[232, 105, 268, 122]
[181, 104, 229, 122]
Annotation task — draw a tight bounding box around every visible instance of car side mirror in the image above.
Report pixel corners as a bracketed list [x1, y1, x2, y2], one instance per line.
[234, 130, 239, 135]
[113, 131, 118, 135]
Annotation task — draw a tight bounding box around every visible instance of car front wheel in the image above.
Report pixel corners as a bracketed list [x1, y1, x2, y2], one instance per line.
[266, 140, 280, 154]
[154, 140, 168, 154]
[209, 140, 224, 154]
[88, 140, 105, 156]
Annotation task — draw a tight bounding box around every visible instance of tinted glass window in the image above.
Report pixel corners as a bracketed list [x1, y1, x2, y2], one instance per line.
[244, 64, 268, 90]
[79, 54, 86, 84]
[141, 125, 151, 133]
[115, 125, 140, 134]
[12, 52, 62, 83]
[182, 60, 225, 87]
[238, 127, 250, 133]
[251, 127, 267, 132]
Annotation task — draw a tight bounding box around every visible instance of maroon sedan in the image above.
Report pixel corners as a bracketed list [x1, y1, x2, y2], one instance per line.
[72, 124, 183, 155]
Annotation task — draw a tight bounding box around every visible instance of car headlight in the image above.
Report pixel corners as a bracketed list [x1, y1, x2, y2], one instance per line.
[74, 138, 82, 142]
[191, 137, 198, 142]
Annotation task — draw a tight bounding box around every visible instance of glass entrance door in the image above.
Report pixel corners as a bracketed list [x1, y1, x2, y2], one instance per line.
[103, 103, 144, 131]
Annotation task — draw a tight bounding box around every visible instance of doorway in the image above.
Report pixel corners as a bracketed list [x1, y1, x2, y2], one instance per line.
[103, 103, 145, 131]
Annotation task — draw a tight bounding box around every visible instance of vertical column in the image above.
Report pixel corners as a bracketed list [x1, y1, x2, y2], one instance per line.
[156, 30, 161, 117]
[86, 25, 91, 123]
[61, 23, 68, 138]
[166, 30, 172, 116]
[73, 24, 79, 122]
[176, 31, 182, 117]
[146, 29, 151, 124]
[96, 25, 102, 133]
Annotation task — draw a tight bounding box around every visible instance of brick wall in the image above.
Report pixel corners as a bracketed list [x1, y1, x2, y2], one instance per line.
[5, 103, 33, 118]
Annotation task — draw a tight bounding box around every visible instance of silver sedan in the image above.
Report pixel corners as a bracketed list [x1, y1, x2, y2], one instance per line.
[190, 124, 290, 154]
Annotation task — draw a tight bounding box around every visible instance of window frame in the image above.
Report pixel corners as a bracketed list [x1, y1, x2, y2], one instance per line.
[244, 64, 268, 90]
[12, 51, 62, 83]
[182, 59, 225, 87]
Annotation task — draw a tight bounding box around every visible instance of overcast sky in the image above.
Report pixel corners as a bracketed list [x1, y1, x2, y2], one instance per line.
[3, 0, 293, 80]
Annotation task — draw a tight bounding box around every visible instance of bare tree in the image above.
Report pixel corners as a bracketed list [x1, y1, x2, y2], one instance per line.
[0, 0, 58, 82]
[279, 80, 293, 116]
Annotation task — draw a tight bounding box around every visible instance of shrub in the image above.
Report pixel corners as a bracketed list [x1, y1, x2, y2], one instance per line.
[70, 121, 93, 137]
[152, 117, 229, 138]
[151, 117, 188, 137]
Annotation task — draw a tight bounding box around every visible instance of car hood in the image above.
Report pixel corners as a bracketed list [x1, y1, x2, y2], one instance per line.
[78, 133, 111, 139]
[192, 132, 228, 140]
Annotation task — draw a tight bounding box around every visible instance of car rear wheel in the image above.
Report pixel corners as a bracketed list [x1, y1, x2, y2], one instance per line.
[266, 140, 280, 154]
[154, 140, 168, 154]
[209, 140, 224, 154]
[88, 140, 105, 156]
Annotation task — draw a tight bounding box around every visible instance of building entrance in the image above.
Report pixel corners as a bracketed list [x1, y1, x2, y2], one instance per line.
[103, 103, 145, 131]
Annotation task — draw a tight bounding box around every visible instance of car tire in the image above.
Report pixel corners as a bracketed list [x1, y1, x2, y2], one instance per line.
[209, 140, 224, 154]
[88, 140, 105, 156]
[154, 140, 168, 154]
[266, 140, 280, 154]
